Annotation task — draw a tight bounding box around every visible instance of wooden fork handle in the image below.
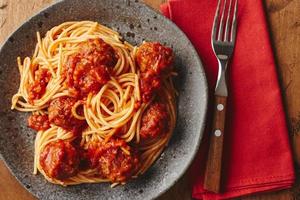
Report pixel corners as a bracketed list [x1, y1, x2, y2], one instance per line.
[204, 95, 227, 193]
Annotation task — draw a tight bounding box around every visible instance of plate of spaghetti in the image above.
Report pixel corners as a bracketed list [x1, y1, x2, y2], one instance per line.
[0, 0, 207, 200]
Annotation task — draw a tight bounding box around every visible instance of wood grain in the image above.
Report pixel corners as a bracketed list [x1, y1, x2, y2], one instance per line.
[0, 162, 34, 200]
[0, 0, 299, 200]
[204, 96, 227, 193]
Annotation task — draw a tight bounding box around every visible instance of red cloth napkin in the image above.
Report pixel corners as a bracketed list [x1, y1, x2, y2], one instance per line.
[161, 0, 295, 199]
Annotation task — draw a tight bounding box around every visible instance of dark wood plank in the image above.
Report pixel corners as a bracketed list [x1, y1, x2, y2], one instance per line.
[264, 0, 300, 164]
[0, 161, 35, 200]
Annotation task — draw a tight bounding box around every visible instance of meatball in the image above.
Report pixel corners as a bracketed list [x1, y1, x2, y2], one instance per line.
[136, 42, 173, 74]
[48, 96, 84, 130]
[140, 102, 169, 139]
[87, 138, 139, 182]
[40, 140, 80, 180]
[28, 114, 50, 131]
[28, 68, 51, 102]
[66, 39, 118, 97]
[136, 42, 174, 102]
[80, 38, 118, 68]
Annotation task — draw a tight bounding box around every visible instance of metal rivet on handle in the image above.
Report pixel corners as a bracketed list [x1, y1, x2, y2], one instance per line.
[217, 104, 224, 111]
[215, 130, 222, 137]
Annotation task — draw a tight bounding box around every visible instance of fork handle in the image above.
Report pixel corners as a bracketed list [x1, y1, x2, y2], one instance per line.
[204, 95, 227, 193]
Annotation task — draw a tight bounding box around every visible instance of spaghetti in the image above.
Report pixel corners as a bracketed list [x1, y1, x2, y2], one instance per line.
[11, 21, 177, 186]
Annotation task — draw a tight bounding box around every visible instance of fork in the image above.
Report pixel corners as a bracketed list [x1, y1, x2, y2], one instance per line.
[203, 0, 238, 193]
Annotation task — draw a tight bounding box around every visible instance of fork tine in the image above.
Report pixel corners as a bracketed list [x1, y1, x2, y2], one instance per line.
[230, 0, 238, 42]
[224, 0, 233, 42]
[217, 0, 227, 41]
[212, 0, 221, 41]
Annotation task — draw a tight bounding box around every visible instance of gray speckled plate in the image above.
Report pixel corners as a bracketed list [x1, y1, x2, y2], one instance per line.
[0, 0, 208, 199]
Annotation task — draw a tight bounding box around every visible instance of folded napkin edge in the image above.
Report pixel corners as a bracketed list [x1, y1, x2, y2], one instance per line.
[193, 183, 293, 200]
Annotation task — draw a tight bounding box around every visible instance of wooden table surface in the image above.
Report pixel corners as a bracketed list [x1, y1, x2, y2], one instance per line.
[0, 0, 300, 199]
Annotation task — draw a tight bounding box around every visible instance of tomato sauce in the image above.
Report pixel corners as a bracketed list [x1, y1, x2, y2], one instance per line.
[28, 68, 51, 102]
[140, 102, 169, 139]
[140, 71, 161, 102]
